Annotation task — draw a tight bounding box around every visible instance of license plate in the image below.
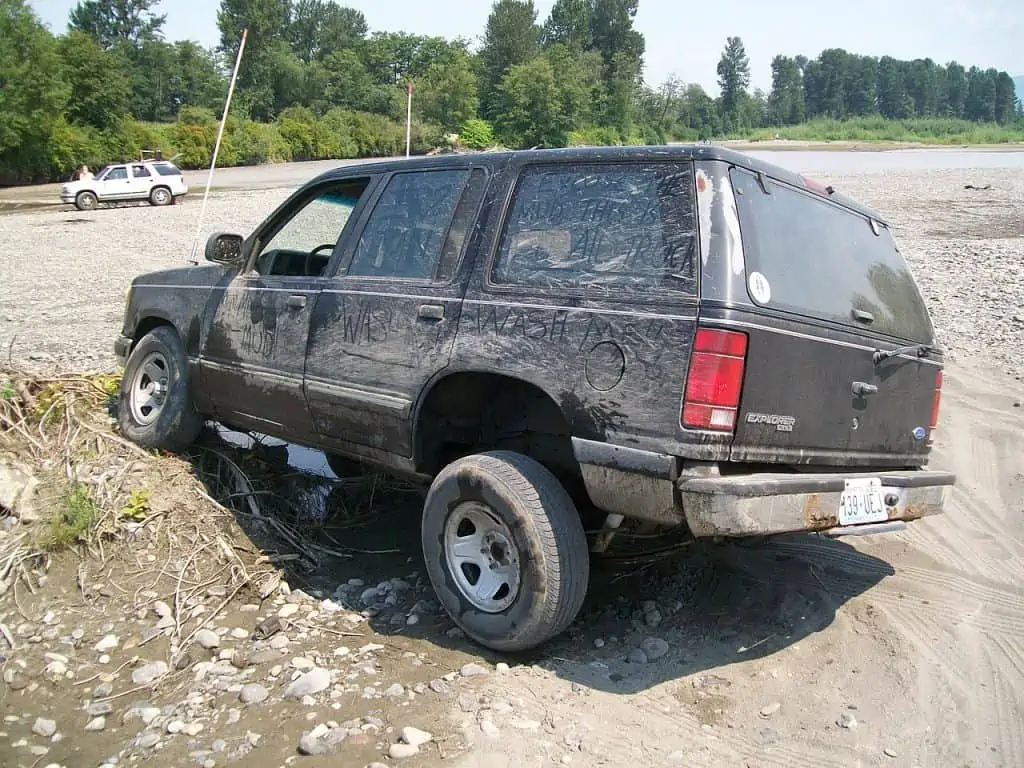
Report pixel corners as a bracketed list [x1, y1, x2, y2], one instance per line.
[838, 477, 888, 526]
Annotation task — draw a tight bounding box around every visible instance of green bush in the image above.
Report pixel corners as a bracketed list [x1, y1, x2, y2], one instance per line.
[232, 120, 293, 165]
[459, 118, 495, 149]
[567, 126, 622, 147]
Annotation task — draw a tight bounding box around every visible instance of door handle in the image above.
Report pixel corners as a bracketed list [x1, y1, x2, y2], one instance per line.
[287, 295, 307, 310]
[417, 304, 445, 321]
[852, 381, 878, 396]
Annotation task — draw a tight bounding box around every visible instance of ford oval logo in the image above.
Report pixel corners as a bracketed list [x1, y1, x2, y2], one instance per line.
[912, 427, 927, 441]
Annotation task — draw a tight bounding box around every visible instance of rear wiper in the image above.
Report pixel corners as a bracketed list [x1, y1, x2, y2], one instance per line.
[872, 343, 936, 365]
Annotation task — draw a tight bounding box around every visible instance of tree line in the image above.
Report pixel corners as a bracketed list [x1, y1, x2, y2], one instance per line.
[1, 0, 1020, 185]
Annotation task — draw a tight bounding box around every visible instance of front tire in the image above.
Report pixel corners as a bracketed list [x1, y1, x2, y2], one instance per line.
[75, 191, 97, 211]
[118, 326, 203, 452]
[422, 451, 590, 652]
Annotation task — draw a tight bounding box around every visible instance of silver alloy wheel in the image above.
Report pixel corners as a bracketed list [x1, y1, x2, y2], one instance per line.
[152, 188, 170, 205]
[444, 501, 521, 613]
[129, 351, 169, 426]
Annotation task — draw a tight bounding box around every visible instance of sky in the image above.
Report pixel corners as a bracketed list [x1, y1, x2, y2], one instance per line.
[33, 0, 1024, 94]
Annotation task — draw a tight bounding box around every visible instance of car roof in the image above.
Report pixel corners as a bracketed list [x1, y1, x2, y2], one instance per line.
[311, 144, 888, 225]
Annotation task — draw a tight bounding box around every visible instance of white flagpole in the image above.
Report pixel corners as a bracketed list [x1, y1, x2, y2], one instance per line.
[405, 82, 413, 158]
[189, 28, 248, 264]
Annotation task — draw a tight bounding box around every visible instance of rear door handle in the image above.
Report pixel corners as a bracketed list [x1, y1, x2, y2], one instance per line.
[417, 304, 445, 321]
[287, 295, 307, 310]
[852, 381, 879, 396]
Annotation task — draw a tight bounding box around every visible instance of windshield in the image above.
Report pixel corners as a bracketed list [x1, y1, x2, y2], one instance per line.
[729, 167, 935, 343]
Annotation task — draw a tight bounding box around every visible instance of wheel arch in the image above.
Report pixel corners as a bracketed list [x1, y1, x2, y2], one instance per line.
[411, 370, 590, 507]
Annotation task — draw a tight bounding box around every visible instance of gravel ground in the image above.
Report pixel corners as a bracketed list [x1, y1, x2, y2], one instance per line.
[1, 164, 1021, 383]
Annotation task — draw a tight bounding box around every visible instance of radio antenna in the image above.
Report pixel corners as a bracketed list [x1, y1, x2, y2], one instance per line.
[189, 27, 248, 264]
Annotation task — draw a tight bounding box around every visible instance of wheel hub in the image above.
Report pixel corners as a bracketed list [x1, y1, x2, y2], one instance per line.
[128, 351, 169, 427]
[444, 501, 521, 613]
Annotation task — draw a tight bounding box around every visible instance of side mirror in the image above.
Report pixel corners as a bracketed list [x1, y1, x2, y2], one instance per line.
[205, 232, 244, 264]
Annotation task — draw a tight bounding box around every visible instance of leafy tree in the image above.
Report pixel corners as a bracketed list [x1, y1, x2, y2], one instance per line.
[716, 36, 750, 129]
[768, 55, 803, 125]
[876, 56, 906, 119]
[590, 0, 643, 74]
[943, 62, 967, 118]
[964, 66, 996, 122]
[542, 0, 591, 49]
[69, 0, 166, 48]
[217, 0, 291, 120]
[479, 0, 540, 117]
[845, 55, 877, 116]
[994, 71, 1016, 124]
[60, 30, 132, 130]
[495, 56, 571, 147]
[173, 41, 228, 111]
[289, 0, 366, 63]
[320, 48, 397, 116]
[416, 45, 479, 132]
[0, 0, 68, 182]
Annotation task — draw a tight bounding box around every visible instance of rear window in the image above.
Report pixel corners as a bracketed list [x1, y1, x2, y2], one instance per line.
[154, 163, 181, 176]
[730, 168, 934, 342]
[491, 163, 696, 295]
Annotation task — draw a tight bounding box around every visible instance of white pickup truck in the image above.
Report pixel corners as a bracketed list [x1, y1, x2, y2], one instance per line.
[62, 160, 189, 211]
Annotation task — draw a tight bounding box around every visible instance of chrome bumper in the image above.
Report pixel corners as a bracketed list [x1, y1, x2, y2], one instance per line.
[677, 470, 956, 537]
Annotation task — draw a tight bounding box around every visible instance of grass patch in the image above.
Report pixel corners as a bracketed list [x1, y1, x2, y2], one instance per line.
[728, 117, 1024, 145]
[43, 483, 100, 551]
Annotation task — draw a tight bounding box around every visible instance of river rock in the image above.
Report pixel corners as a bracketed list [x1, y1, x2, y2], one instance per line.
[132, 661, 168, 685]
[284, 668, 331, 699]
[194, 629, 220, 649]
[240, 684, 269, 705]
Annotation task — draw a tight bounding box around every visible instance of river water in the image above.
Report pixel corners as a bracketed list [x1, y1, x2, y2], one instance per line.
[740, 148, 1024, 173]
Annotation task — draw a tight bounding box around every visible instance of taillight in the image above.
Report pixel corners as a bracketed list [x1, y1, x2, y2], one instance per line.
[930, 369, 943, 432]
[682, 328, 748, 431]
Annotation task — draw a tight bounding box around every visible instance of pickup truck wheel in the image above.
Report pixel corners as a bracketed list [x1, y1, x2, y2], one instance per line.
[118, 326, 202, 452]
[149, 186, 172, 206]
[422, 450, 589, 652]
[75, 191, 97, 211]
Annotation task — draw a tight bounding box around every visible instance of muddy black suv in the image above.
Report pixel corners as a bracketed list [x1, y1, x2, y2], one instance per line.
[114, 145, 955, 652]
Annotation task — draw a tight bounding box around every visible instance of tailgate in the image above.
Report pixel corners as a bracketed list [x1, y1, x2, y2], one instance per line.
[731, 327, 940, 464]
[715, 164, 941, 467]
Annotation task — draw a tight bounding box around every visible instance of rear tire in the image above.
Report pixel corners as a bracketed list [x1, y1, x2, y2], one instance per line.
[75, 191, 97, 211]
[118, 326, 203, 452]
[149, 186, 172, 206]
[422, 450, 590, 652]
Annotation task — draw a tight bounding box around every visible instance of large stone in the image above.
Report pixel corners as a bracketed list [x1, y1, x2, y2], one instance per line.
[32, 717, 57, 738]
[283, 668, 331, 699]
[640, 637, 670, 661]
[239, 684, 269, 705]
[132, 661, 169, 685]
[399, 727, 432, 747]
[194, 629, 220, 649]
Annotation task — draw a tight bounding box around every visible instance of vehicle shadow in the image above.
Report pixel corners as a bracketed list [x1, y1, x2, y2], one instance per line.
[186, 426, 896, 696]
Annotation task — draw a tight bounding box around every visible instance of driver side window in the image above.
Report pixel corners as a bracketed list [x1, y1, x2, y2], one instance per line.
[255, 178, 371, 277]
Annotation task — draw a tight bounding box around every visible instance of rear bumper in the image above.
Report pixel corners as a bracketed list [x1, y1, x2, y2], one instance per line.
[571, 437, 955, 537]
[677, 469, 955, 537]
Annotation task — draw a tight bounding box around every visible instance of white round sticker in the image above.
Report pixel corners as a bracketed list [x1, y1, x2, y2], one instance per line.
[748, 271, 771, 304]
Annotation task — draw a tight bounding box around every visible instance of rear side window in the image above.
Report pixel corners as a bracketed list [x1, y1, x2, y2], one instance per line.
[347, 169, 469, 281]
[491, 163, 696, 295]
[154, 163, 182, 176]
[730, 169, 934, 342]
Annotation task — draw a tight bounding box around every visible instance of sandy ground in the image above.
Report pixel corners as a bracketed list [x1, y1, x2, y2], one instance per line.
[1, 156, 1023, 768]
